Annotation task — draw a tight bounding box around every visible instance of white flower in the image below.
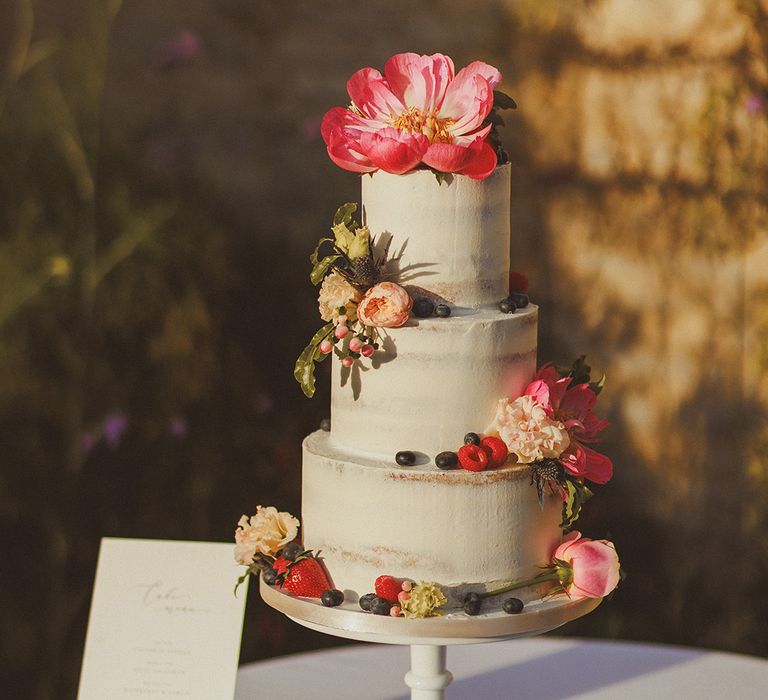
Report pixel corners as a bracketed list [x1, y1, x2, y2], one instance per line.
[233, 506, 300, 564]
[492, 395, 570, 463]
[318, 271, 361, 322]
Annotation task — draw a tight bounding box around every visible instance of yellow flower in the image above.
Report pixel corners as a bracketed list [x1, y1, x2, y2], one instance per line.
[400, 581, 447, 619]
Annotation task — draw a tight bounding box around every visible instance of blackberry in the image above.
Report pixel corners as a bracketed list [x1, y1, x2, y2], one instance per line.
[463, 592, 482, 616]
[502, 597, 524, 614]
[281, 542, 303, 561]
[498, 297, 516, 314]
[262, 568, 278, 585]
[435, 451, 458, 469]
[321, 589, 345, 607]
[395, 450, 416, 466]
[320, 417, 331, 431]
[464, 432, 481, 446]
[435, 304, 451, 318]
[359, 592, 377, 611]
[413, 298, 435, 318]
[350, 255, 380, 287]
[510, 292, 529, 308]
[370, 596, 391, 616]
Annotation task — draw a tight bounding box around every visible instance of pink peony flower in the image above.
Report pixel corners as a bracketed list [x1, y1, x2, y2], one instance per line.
[321, 53, 501, 179]
[356, 282, 412, 328]
[552, 531, 621, 599]
[524, 365, 612, 484]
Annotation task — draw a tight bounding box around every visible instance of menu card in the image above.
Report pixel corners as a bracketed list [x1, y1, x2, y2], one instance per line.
[77, 538, 248, 699]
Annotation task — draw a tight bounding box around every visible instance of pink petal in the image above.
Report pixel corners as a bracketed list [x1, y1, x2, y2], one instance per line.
[384, 53, 454, 113]
[359, 128, 428, 175]
[581, 445, 613, 484]
[347, 67, 404, 121]
[456, 138, 497, 179]
[421, 142, 473, 173]
[325, 128, 376, 173]
[570, 540, 620, 597]
[451, 122, 492, 147]
[524, 379, 551, 408]
[560, 384, 597, 417]
[553, 530, 581, 560]
[439, 65, 497, 132]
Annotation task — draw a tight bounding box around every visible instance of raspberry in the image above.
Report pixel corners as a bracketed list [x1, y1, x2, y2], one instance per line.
[480, 436, 509, 468]
[375, 575, 402, 604]
[458, 444, 489, 472]
[509, 271, 529, 294]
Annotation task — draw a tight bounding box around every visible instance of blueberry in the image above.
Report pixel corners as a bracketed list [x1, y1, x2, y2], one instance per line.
[281, 542, 303, 561]
[359, 592, 377, 611]
[463, 592, 482, 616]
[321, 589, 345, 607]
[371, 596, 391, 616]
[464, 432, 481, 446]
[320, 417, 331, 431]
[510, 292, 529, 308]
[262, 568, 278, 585]
[413, 298, 435, 318]
[498, 297, 516, 314]
[502, 597, 524, 614]
[435, 304, 451, 318]
[396, 450, 416, 466]
[435, 451, 458, 469]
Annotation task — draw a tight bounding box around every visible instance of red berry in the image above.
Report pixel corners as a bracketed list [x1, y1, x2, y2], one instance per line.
[375, 575, 402, 604]
[480, 436, 509, 468]
[509, 271, 529, 294]
[280, 556, 332, 599]
[458, 444, 489, 472]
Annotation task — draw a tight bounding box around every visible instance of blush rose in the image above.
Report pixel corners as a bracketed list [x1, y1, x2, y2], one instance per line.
[356, 282, 412, 328]
[553, 531, 621, 599]
[234, 506, 300, 564]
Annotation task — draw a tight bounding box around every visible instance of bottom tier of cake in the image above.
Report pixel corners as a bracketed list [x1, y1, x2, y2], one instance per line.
[301, 431, 563, 606]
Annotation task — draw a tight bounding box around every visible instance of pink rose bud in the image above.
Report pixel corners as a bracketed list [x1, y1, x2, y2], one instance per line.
[390, 605, 402, 617]
[401, 580, 413, 592]
[552, 531, 621, 599]
[335, 324, 349, 339]
[348, 337, 363, 353]
[342, 356, 354, 368]
[337, 314, 348, 325]
[397, 591, 410, 603]
[361, 344, 374, 358]
[356, 282, 412, 328]
[319, 339, 333, 354]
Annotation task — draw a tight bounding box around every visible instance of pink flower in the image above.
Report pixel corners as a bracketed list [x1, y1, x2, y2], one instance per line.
[356, 282, 412, 328]
[321, 53, 501, 179]
[524, 365, 612, 484]
[552, 531, 621, 599]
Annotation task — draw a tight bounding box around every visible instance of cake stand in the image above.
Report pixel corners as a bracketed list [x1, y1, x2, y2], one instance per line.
[260, 578, 601, 699]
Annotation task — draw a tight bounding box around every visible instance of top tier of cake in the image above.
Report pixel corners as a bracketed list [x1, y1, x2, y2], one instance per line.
[364, 164, 511, 310]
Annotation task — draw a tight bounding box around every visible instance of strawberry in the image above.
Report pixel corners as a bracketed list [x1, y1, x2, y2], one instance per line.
[509, 271, 529, 294]
[279, 553, 332, 599]
[375, 575, 402, 604]
[458, 444, 489, 472]
[480, 436, 509, 468]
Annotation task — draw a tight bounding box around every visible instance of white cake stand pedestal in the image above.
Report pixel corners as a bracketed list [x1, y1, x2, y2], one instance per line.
[260, 578, 601, 700]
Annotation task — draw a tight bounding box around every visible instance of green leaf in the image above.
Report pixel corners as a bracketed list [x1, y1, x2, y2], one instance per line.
[294, 323, 334, 398]
[590, 373, 606, 396]
[560, 478, 593, 530]
[309, 254, 341, 285]
[333, 202, 358, 227]
[234, 570, 250, 596]
[310, 237, 334, 267]
[493, 90, 517, 110]
[347, 226, 371, 260]
[332, 221, 355, 255]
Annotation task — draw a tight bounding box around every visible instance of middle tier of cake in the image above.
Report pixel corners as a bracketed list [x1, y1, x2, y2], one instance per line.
[330, 304, 538, 461]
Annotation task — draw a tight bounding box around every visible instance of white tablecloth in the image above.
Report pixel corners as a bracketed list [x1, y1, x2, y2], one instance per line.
[236, 637, 768, 699]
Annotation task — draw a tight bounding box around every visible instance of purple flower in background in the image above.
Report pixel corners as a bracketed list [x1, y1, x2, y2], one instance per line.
[103, 413, 129, 449]
[158, 30, 202, 69]
[169, 415, 189, 440]
[745, 93, 765, 116]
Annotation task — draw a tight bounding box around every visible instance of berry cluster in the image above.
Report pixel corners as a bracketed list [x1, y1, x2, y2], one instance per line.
[358, 575, 414, 617]
[393, 433, 509, 471]
[462, 591, 524, 616]
[412, 297, 451, 319]
[318, 307, 378, 368]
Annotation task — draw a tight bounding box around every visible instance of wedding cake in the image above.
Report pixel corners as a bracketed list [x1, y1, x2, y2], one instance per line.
[235, 53, 620, 617]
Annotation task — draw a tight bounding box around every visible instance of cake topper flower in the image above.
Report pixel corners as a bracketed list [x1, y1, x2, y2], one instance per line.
[321, 52, 516, 180]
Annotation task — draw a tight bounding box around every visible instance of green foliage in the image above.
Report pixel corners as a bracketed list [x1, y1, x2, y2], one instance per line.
[293, 323, 334, 398]
[560, 478, 593, 530]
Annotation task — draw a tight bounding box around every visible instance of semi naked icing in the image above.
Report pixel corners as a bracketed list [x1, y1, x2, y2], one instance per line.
[301, 164, 562, 604]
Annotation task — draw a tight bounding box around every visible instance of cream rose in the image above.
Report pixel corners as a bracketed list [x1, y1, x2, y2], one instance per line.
[356, 281, 412, 328]
[492, 395, 570, 463]
[318, 271, 361, 322]
[233, 505, 300, 564]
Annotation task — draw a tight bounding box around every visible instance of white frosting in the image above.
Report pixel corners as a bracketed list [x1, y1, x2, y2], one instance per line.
[330, 305, 538, 461]
[302, 431, 562, 601]
[364, 165, 511, 309]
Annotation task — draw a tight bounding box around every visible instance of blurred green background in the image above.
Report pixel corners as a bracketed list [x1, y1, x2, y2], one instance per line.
[1, 1, 767, 698]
